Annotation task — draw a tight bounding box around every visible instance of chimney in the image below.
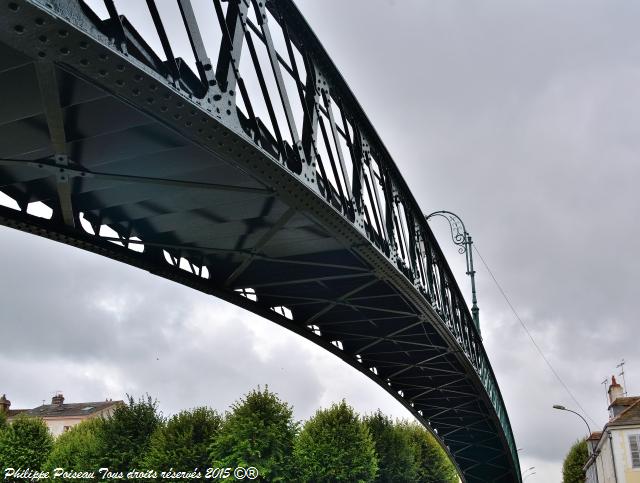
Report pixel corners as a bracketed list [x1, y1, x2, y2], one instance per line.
[608, 375, 624, 404]
[51, 393, 64, 406]
[607, 376, 628, 420]
[0, 394, 10, 413]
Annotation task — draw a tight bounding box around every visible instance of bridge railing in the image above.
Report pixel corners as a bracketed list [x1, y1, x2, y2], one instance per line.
[48, 0, 519, 472]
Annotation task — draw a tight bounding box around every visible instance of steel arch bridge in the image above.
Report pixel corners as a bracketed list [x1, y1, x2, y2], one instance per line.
[0, 1, 520, 480]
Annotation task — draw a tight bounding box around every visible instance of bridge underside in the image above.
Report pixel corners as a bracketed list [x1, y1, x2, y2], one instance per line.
[0, 1, 519, 481]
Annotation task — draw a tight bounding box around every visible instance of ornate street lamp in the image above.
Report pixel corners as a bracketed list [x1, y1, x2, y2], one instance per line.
[425, 211, 480, 333]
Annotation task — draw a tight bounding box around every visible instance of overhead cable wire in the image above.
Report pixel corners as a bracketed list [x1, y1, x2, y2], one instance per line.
[473, 244, 597, 426]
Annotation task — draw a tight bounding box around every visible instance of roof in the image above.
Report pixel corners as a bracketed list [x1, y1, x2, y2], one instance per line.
[6, 409, 27, 418]
[587, 431, 603, 441]
[609, 396, 640, 409]
[608, 399, 640, 428]
[21, 400, 122, 418]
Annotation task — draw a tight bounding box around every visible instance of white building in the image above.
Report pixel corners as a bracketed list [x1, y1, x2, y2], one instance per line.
[1, 392, 122, 437]
[584, 376, 640, 483]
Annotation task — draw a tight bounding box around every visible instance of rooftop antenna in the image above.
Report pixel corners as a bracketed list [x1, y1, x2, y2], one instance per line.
[601, 378, 609, 407]
[616, 359, 628, 396]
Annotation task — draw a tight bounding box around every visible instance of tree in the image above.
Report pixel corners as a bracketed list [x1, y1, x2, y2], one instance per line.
[294, 400, 378, 483]
[400, 422, 458, 483]
[562, 439, 588, 483]
[209, 387, 297, 482]
[45, 417, 104, 475]
[144, 407, 222, 473]
[364, 411, 418, 482]
[99, 395, 163, 471]
[0, 411, 7, 432]
[0, 415, 53, 471]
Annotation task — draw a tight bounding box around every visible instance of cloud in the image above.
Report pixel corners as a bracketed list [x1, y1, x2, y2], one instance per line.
[3, 2, 640, 481]
[292, 1, 640, 480]
[0, 226, 412, 425]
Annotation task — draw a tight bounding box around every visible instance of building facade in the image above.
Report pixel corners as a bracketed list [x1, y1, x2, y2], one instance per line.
[1, 392, 122, 437]
[584, 377, 640, 483]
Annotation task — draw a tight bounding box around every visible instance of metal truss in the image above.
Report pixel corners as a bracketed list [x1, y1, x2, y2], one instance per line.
[0, 0, 520, 480]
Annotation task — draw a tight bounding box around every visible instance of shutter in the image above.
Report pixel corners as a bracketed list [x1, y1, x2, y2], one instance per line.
[630, 434, 640, 468]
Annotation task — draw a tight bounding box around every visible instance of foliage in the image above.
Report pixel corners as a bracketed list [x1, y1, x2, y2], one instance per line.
[45, 417, 104, 478]
[0, 391, 464, 483]
[144, 407, 222, 473]
[562, 439, 588, 483]
[0, 415, 53, 471]
[363, 411, 418, 482]
[294, 400, 378, 483]
[99, 395, 163, 472]
[400, 422, 459, 483]
[209, 387, 297, 482]
[0, 411, 7, 432]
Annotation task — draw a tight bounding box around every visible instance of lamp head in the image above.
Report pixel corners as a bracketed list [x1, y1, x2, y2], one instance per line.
[553, 404, 566, 410]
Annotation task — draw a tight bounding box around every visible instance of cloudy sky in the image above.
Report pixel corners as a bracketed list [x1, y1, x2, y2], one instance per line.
[2, 1, 640, 481]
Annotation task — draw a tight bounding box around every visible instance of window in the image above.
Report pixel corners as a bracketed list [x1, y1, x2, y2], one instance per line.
[630, 434, 640, 469]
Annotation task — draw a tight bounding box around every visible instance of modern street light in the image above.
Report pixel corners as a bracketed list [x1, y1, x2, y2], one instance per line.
[523, 472, 536, 481]
[425, 211, 480, 333]
[553, 405, 600, 483]
[553, 404, 592, 436]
